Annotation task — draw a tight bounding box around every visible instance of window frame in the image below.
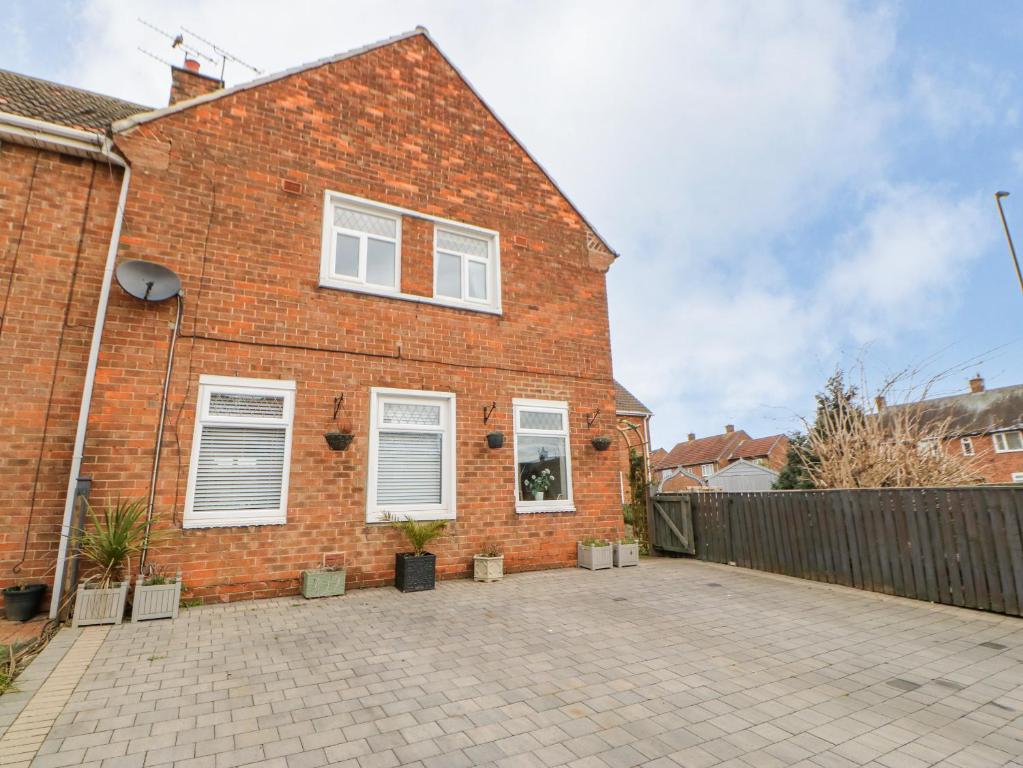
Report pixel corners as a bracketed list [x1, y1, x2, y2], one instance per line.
[183, 375, 296, 529]
[366, 388, 456, 523]
[433, 224, 498, 310]
[512, 398, 574, 514]
[321, 195, 402, 293]
[961, 436, 975, 456]
[701, 463, 715, 478]
[993, 430, 1023, 453]
[1012, 472, 1023, 484]
[319, 190, 502, 315]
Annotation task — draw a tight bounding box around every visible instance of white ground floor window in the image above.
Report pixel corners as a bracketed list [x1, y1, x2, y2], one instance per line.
[513, 399, 574, 513]
[367, 388, 456, 522]
[184, 375, 295, 528]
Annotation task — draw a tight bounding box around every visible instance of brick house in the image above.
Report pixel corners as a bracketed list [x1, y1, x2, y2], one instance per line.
[878, 375, 1023, 484]
[0, 28, 625, 613]
[613, 380, 652, 504]
[654, 426, 787, 487]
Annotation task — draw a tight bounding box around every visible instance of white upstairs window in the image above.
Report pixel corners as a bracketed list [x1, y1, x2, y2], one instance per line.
[321, 195, 400, 291]
[434, 226, 498, 309]
[367, 389, 456, 522]
[993, 431, 1023, 453]
[514, 400, 574, 513]
[184, 376, 295, 528]
[701, 463, 715, 477]
[961, 436, 975, 456]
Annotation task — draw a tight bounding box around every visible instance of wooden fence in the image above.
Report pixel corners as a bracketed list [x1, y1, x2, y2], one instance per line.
[651, 488, 1023, 616]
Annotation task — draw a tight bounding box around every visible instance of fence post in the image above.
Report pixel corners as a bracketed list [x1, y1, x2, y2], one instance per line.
[645, 482, 660, 556]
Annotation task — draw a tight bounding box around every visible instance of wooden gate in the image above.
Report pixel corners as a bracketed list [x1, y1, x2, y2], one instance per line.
[649, 493, 695, 554]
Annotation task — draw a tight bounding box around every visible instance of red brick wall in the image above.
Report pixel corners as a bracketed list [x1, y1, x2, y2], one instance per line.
[942, 434, 1023, 483]
[37, 33, 622, 602]
[0, 144, 125, 594]
[615, 416, 648, 504]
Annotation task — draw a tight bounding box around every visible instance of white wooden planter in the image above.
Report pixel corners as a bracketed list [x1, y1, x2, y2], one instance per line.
[613, 542, 640, 567]
[132, 575, 182, 622]
[473, 555, 504, 582]
[72, 581, 129, 627]
[577, 542, 613, 571]
[301, 569, 347, 599]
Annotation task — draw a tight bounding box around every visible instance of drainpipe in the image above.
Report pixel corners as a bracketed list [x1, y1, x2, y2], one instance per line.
[49, 156, 131, 619]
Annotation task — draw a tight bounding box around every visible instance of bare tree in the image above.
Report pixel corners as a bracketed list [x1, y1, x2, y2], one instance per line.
[795, 366, 981, 489]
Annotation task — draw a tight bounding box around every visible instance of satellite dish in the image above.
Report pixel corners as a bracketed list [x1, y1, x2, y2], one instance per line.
[115, 260, 181, 302]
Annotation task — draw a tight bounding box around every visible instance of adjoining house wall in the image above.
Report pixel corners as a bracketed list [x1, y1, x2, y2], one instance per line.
[940, 434, 1023, 484]
[74, 33, 620, 600]
[0, 143, 124, 594]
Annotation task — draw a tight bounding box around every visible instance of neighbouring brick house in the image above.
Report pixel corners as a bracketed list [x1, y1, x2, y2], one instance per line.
[613, 380, 652, 504]
[654, 426, 788, 489]
[878, 375, 1023, 484]
[0, 28, 625, 612]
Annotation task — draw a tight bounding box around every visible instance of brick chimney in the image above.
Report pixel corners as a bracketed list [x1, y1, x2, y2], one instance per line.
[875, 395, 887, 411]
[969, 374, 985, 394]
[170, 57, 224, 105]
[724, 424, 734, 434]
[687, 432, 696, 442]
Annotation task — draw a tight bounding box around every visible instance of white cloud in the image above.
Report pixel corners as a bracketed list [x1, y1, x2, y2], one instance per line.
[50, 1, 1002, 447]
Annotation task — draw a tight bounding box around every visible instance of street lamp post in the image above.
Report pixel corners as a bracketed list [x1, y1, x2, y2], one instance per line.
[995, 191, 1023, 295]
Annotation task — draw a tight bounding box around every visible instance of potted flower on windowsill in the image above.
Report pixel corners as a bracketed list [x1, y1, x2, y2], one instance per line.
[473, 542, 504, 583]
[613, 538, 640, 567]
[73, 498, 150, 628]
[523, 469, 555, 501]
[386, 515, 447, 593]
[2, 581, 46, 622]
[577, 538, 613, 570]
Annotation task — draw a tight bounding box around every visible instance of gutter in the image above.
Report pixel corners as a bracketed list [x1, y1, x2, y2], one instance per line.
[8, 118, 134, 619]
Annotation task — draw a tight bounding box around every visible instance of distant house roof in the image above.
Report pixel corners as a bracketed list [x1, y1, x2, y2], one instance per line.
[656, 430, 750, 470]
[882, 383, 1023, 437]
[0, 69, 149, 132]
[649, 448, 668, 467]
[614, 380, 651, 416]
[730, 434, 786, 460]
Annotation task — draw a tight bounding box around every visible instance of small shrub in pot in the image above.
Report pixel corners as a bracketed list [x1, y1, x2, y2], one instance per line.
[473, 541, 504, 582]
[613, 538, 640, 567]
[132, 567, 182, 622]
[386, 515, 447, 592]
[73, 499, 151, 627]
[302, 556, 347, 599]
[577, 538, 613, 570]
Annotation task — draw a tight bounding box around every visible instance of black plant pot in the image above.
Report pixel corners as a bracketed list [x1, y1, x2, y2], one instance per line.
[591, 436, 613, 451]
[324, 432, 354, 451]
[486, 431, 504, 449]
[3, 584, 45, 622]
[394, 552, 436, 592]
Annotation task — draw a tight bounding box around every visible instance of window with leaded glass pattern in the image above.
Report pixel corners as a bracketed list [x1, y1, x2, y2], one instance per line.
[513, 399, 574, 513]
[322, 197, 400, 290]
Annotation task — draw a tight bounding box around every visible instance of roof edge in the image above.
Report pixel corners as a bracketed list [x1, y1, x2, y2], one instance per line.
[108, 26, 620, 258]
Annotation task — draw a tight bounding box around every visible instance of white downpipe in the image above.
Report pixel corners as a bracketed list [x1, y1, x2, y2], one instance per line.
[48, 161, 131, 619]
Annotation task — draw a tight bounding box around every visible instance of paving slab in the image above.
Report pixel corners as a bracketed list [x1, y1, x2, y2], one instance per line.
[3, 559, 1023, 767]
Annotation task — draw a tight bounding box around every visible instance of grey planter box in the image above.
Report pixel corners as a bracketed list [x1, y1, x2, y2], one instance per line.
[577, 542, 613, 571]
[301, 568, 347, 599]
[132, 575, 182, 622]
[613, 542, 640, 567]
[473, 555, 504, 582]
[72, 581, 129, 627]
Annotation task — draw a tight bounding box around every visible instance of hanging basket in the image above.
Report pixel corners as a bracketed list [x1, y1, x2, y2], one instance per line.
[486, 431, 504, 449]
[591, 436, 613, 451]
[324, 432, 354, 451]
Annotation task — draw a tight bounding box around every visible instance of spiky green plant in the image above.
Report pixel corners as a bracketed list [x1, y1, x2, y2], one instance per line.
[77, 498, 151, 588]
[383, 514, 447, 556]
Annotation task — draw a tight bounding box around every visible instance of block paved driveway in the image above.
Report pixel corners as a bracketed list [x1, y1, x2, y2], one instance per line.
[23, 559, 1023, 767]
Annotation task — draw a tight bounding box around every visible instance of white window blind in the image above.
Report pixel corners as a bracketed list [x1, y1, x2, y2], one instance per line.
[184, 377, 295, 528]
[367, 389, 455, 522]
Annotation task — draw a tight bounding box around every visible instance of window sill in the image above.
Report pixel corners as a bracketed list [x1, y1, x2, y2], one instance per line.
[183, 517, 286, 529]
[319, 280, 502, 316]
[367, 510, 456, 524]
[516, 504, 576, 515]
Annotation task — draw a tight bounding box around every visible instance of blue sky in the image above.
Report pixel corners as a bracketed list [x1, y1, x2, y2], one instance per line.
[5, 1, 1023, 450]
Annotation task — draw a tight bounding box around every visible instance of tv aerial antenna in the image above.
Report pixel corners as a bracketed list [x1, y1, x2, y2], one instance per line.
[137, 18, 263, 81]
